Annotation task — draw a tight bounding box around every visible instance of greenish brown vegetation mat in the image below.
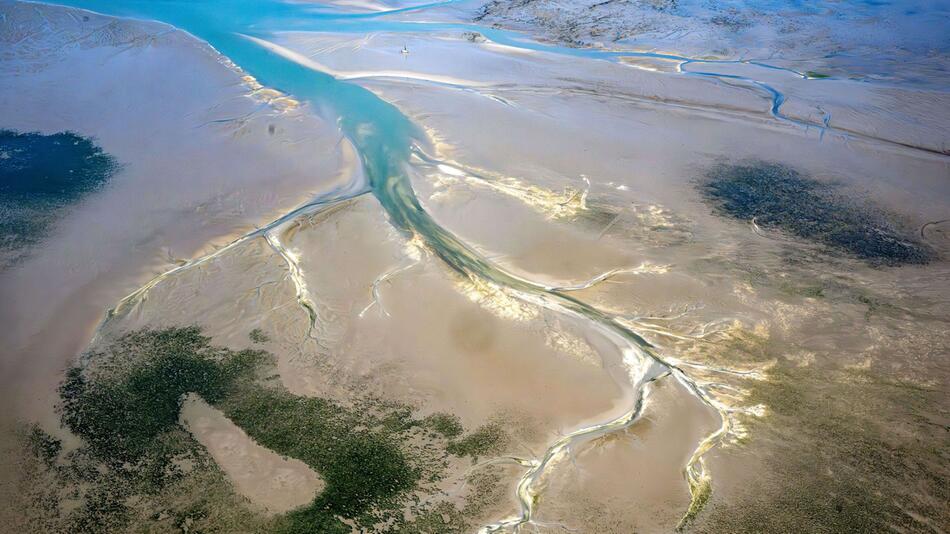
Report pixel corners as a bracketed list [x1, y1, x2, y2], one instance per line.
[692, 363, 949, 533]
[699, 161, 934, 265]
[10, 327, 511, 533]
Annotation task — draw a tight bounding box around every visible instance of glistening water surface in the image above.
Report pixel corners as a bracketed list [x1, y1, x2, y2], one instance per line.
[34, 0, 833, 530]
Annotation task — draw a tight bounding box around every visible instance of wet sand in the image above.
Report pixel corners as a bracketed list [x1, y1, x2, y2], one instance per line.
[254, 23, 949, 531]
[0, 0, 359, 426]
[1, 0, 948, 532]
[180, 394, 325, 514]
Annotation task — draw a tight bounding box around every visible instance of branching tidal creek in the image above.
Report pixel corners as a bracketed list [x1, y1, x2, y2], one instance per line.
[55, 0, 764, 529]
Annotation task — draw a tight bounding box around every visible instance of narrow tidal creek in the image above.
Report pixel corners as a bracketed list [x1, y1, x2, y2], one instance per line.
[50, 0, 756, 529]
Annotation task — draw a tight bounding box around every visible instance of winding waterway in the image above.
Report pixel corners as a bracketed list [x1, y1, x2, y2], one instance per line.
[44, 0, 776, 530]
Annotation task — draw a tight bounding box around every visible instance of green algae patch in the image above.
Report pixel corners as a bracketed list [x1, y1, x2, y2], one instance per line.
[778, 281, 825, 299]
[699, 161, 934, 265]
[9, 424, 274, 534]
[24, 425, 62, 468]
[447, 422, 509, 459]
[677, 477, 712, 531]
[424, 412, 464, 439]
[249, 328, 270, 343]
[60, 327, 264, 464]
[13, 327, 508, 532]
[692, 364, 949, 533]
[0, 129, 118, 266]
[805, 71, 831, 79]
[219, 386, 418, 528]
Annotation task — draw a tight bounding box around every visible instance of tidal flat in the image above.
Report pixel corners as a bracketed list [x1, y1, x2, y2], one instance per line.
[1, 0, 948, 533]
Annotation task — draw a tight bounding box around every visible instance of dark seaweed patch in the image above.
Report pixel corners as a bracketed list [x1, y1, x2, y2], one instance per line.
[220, 384, 419, 529]
[249, 327, 270, 343]
[0, 130, 115, 200]
[699, 161, 934, 265]
[425, 412, 464, 439]
[60, 327, 263, 463]
[36, 327, 498, 532]
[0, 130, 117, 265]
[24, 425, 62, 467]
[447, 421, 509, 459]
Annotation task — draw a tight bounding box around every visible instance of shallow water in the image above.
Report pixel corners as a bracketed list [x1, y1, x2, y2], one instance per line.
[3, 0, 949, 532]
[31, 0, 737, 528]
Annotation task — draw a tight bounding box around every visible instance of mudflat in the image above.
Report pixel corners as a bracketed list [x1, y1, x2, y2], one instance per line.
[1, 0, 947, 533]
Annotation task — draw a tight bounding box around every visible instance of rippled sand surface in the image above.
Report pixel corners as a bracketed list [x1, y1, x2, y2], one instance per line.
[1, 0, 948, 532]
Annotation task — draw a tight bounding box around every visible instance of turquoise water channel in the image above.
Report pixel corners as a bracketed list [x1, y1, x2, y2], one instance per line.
[40, 0, 754, 530]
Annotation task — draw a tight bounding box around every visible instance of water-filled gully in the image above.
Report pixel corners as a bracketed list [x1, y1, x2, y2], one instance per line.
[49, 0, 782, 529]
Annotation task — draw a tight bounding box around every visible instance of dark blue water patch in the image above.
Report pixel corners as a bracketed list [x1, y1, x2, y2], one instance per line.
[699, 161, 935, 265]
[0, 129, 118, 265]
